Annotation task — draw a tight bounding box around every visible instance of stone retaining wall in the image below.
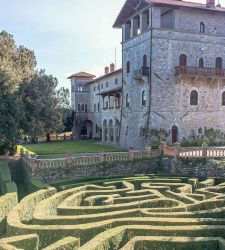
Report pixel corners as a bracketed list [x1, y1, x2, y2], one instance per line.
[33, 158, 161, 183]
[163, 157, 225, 178]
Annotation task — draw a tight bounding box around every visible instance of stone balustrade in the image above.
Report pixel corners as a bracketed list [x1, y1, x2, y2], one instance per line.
[162, 142, 225, 159]
[20, 147, 159, 177]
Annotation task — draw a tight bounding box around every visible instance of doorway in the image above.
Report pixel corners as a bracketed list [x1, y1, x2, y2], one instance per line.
[172, 126, 178, 144]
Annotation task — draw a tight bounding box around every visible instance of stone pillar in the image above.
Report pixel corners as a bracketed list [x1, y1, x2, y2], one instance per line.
[66, 153, 73, 170]
[107, 126, 110, 143]
[99, 149, 105, 163]
[202, 144, 208, 157]
[102, 127, 105, 142]
[140, 13, 143, 33]
[113, 127, 117, 144]
[159, 142, 166, 155]
[30, 154, 37, 177]
[129, 148, 134, 161]
[130, 18, 134, 38]
[149, 8, 152, 28]
[145, 146, 152, 159]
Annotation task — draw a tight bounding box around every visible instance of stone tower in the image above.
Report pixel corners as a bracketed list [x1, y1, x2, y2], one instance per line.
[68, 72, 96, 139]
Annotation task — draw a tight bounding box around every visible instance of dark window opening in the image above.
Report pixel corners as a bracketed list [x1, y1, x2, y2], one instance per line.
[200, 22, 205, 33]
[142, 90, 146, 106]
[126, 93, 130, 108]
[222, 92, 225, 106]
[143, 55, 148, 67]
[190, 90, 198, 106]
[199, 58, 204, 68]
[127, 61, 130, 74]
[179, 54, 187, 66]
[216, 57, 223, 68]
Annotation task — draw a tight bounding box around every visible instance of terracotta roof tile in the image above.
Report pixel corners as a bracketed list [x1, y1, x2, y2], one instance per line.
[67, 72, 96, 79]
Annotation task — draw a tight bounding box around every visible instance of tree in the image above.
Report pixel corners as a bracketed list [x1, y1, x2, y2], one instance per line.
[0, 31, 36, 153]
[64, 110, 75, 133]
[20, 70, 70, 141]
[0, 31, 36, 94]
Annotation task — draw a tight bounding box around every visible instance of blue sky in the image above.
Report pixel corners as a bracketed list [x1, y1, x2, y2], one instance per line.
[0, 0, 223, 89]
[0, 0, 125, 89]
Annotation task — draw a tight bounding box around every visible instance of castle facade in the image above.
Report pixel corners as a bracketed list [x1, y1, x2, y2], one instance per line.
[69, 0, 225, 148]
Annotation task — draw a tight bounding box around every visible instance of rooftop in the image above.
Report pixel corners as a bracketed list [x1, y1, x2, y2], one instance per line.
[67, 71, 96, 79]
[86, 68, 122, 85]
[113, 0, 225, 28]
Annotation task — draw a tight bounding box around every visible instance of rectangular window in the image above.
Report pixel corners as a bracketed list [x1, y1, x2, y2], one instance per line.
[94, 104, 96, 112]
[106, 82, 109, 88]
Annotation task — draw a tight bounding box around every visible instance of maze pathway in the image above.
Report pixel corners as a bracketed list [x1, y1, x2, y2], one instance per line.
[2, 175, 225, 249]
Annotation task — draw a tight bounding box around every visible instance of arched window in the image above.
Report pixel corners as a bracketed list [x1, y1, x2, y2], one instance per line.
[127, 61, 130, 74]
[142, 90, 146, 106]
[199, 58, 204, 68]
[216, 57, 222, 68]
[143, 55, 147, 67]
[179, 54, 187, 66]
[78, 104, 81, 112]
[200, 22, 205, 33]
[222, 92, 225, 106]
[81, 104, 85, 112]
[190, 90, 198, 106]
[126, 93, 130, 107]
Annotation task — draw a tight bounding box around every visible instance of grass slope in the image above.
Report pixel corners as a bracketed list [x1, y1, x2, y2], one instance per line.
[21, 140, 126, 155]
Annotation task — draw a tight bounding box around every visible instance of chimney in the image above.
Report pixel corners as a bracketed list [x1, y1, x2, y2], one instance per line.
[105, 66, 109, 75]
[110, 63, 115, 73]
[206, 0, 215, 8]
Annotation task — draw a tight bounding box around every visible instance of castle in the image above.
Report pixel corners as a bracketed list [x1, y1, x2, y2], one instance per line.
[69, 0, 225, 148]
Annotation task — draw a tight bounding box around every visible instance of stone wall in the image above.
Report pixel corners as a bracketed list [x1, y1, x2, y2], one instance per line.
[35, 158, 160, 183]
[163, 157, 225, 178]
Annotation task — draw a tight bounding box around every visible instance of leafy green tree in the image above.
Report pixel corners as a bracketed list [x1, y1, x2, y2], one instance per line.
[64, 110, 75, 133]
[20, 70, 70, 141]
[0, 31, 36, 152]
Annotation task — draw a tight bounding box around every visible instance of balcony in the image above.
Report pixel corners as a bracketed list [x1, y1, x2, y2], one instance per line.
[175, 66, 225, 79]
[133, 67, 149, 80]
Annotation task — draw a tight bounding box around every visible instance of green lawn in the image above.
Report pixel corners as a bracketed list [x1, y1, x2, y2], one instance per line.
[21, 140, 126, 156]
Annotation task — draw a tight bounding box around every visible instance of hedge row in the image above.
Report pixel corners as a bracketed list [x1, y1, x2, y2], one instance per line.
[0, 234, 38, 250]
[0, 193, 17, 235]
[4, 175, 225, 249]
[79, 225, 225, 250]
[0, 161, 17, 195]
[121, 236, 225, 250]
[0, 235, 80, 250]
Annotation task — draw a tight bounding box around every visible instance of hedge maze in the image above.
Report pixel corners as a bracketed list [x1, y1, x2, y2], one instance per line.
[2, 175, 225, 249]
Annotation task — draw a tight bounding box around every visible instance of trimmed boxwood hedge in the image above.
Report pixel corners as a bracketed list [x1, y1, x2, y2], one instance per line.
[3, 175, 225, 249]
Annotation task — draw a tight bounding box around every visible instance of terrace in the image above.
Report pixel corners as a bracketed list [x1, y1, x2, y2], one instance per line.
[175, 66, 225, 79]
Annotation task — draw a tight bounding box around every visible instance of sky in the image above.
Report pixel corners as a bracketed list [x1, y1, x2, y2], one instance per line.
[0, 0, 223, 90]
